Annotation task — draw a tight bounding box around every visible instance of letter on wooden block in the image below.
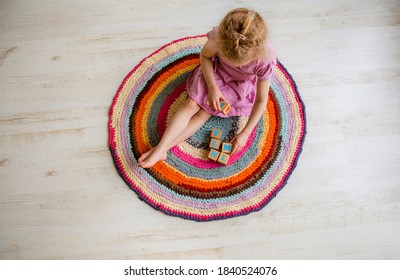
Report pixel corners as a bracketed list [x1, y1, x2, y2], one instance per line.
[220, 100, 227, 109]
[210, 128, 222, 139]
[209, 138, 221, 150]
[218, 152, 230, 165]
[222, 104, 231, 115]
[208, 149, 220, 161]
[221, 142, 232, 154]
[220, 100, 231, 115]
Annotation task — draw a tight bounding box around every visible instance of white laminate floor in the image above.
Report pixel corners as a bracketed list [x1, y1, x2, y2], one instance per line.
[0, 0, 399, 259]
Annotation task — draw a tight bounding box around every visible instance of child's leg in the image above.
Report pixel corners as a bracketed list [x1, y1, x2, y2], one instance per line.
[138, 98, 209, 168]
[167, 108, 210, 148]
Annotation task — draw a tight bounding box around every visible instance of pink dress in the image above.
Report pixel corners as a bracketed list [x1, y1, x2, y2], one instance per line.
[186, 28, 277, 118]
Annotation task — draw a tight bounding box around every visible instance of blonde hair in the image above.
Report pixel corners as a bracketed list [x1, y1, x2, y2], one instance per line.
[218, 8, 268, 64]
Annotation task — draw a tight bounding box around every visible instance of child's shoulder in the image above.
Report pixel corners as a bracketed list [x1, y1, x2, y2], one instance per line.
[258, 42, 277, 64]
[206, 27, 219, 47]
[252, 43, 277, 79]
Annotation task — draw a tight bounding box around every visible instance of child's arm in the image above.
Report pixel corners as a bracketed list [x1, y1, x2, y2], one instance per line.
[230, 79, 270, 154]
[200, 40, 225, 111]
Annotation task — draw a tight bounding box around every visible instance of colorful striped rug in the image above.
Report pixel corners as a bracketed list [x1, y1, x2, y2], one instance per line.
[108, 35, 306, 221]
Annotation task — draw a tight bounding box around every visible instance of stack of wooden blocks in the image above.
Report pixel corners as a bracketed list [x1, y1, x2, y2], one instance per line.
[207, 128, 232, 165]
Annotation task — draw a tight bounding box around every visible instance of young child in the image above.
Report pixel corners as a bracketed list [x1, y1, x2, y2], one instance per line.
[138, 8, 276, 168]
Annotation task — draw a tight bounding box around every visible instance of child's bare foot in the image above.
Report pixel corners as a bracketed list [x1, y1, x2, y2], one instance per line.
[138, 146, 167, 168]
[138, 148, 154, 165]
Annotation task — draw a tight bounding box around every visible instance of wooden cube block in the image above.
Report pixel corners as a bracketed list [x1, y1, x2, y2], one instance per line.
[222, 104, 231, 115]
[208, 149, 220, 161]
[209, 138, 221, 150]
[218, 152, 230, 165]
[210, 128, 222, 139]
[220, 100, 231, 115]
[220, 100, 228, 110]
[221, 142, 232, 154]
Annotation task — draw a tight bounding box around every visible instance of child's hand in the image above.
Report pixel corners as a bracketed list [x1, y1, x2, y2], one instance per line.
[207, 86, 225, 111]
[230, 131, 250, 155]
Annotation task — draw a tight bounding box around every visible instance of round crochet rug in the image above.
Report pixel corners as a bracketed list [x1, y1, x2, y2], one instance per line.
[109, 35, 306, 221]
